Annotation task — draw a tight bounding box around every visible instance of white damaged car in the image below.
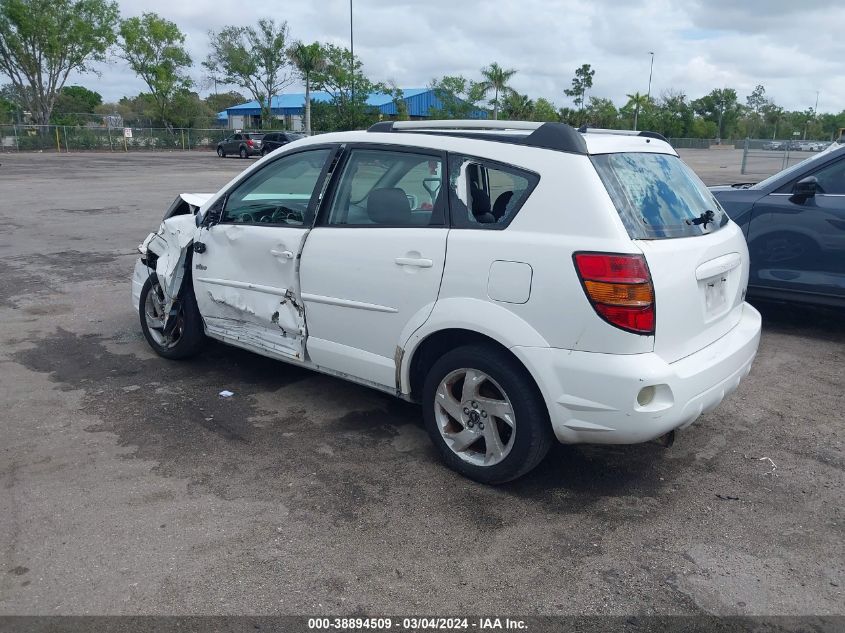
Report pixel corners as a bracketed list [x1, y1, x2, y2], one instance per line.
[133, 120, 762, 483]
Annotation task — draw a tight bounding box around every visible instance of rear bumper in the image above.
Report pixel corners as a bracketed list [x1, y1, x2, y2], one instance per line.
[513, 302, 762, 444]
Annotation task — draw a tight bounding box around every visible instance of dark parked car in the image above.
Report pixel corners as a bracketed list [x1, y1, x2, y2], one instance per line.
[216, 132, 264, 159]
[260, 131, 305, 156]
[711, 143, 845, 307]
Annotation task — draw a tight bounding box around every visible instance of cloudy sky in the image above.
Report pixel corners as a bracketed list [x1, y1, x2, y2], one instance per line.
[69, 0, 845, 113]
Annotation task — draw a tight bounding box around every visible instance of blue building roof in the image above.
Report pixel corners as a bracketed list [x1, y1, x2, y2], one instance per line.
[224, 88, 487, 119]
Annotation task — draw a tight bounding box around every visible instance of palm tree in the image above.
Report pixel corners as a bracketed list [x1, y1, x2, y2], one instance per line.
[501, 92, 534, 120]
[478, 62, 517, 120]
[288, 41, 326, 135]
[625, 92, 650, 131]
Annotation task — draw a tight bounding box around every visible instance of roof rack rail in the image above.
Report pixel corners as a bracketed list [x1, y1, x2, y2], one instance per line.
[577, 126, 669, 144]
[371, 119, 543, 131]
[366, 120, 588, 155]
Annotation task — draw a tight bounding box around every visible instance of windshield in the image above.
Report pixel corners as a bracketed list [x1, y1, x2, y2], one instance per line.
[592, 152, 728, 239]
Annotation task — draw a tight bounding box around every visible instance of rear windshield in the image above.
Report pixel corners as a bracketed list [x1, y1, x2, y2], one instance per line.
[592, 152, 728, 239]
[248, 133, 264, 140]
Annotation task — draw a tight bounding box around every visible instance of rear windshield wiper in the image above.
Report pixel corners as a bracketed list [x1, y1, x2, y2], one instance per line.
[686, 209, 716, 229]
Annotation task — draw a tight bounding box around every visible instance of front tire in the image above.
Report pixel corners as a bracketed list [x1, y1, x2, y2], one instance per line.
[422, 345, 553, 484]
[217, 146, 225, 158]
[139, 274, 206, 360]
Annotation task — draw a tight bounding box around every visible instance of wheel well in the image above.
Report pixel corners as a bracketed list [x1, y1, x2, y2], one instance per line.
[407, 328, 536, 403]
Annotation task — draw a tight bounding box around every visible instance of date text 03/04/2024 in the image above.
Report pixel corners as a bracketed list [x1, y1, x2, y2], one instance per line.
[307, 617, 528, 630]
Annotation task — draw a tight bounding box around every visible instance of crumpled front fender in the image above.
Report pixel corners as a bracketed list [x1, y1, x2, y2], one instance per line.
[145, 215, 200, 319]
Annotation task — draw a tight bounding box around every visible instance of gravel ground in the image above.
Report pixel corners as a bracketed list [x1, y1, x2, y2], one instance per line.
[0, 150, 842, 616]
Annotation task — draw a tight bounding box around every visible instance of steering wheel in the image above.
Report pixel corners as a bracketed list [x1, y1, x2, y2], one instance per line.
[239, 212, 255, 223]
[268, 205, 302, 224]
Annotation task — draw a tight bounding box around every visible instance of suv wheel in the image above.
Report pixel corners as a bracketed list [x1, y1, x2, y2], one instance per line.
[217, 146, 225, 158]
[139, 274, 206, 360]
[422, 345, 553, 484]
[239, 147, 248, 159]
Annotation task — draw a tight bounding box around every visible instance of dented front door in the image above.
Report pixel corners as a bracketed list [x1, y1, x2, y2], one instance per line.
[192, 148, 334, 361]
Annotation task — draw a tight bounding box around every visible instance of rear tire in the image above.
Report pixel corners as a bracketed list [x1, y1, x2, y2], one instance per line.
[239, 147, 248, 159]
[422, 345, 553, 484]
[139, 274, 206, 360]
[217, 146, 225, 158]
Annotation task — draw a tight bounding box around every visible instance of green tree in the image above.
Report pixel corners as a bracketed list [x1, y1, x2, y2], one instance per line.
[760, 101, 783, 139]
[118, 13, 192, 126]
[170, 90, 213, 128]
[692, 88, 741, 140]
[428, 75, 484, 119]
[532, 97, 558, 122]
[108, 92, 157, 126]
[204, 91, 247, 115]
[584, 96, 618, 128]
[652, 90, 692, 138]
[51, 84, 102, 125]
[500, 91, 533, 120]
[477, 62, 516, 120]
[288, 41, 326, 134]
[388, 80, 408, 121]
[206, 19, 294, 128]
[0, 91, 15, 122]
[557, 106, 579, 126]
[744, 84, 766, 137]
[311, 43, 384, 130]
[0, 0, 119, 126]
[624, 92, 649, 130]
[564, 63, 595, 119]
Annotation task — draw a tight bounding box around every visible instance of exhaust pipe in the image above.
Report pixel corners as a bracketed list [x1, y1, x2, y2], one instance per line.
[652, 430, 675, 448]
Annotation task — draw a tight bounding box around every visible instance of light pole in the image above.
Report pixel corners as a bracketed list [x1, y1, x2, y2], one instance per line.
[634, 52, 654, 132]
[349, 0, 355, 128]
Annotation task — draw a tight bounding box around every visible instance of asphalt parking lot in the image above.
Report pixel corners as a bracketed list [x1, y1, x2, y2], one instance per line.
[0, 150, 842, 616]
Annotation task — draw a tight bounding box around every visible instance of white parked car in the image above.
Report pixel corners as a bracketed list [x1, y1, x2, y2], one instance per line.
[132, 120, 761, 483]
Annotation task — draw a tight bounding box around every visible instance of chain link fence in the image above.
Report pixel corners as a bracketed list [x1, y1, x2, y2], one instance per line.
[0, 125, 238, 152]
[738, 138, 833, 176]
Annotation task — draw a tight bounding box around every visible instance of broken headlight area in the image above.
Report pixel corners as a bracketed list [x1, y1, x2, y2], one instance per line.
[162, 196, 195, 222]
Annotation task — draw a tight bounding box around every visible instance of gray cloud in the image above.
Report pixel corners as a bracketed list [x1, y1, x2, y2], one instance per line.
[63, 0, 845, 113]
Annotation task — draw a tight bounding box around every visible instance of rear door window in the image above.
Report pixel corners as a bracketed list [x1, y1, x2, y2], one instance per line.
[447, 155, 538, 229]
[324, 148, 445, 227]
[592, 152, 728, 239]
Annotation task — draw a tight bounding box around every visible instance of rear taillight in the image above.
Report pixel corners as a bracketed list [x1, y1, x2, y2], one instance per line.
[247, 139, 254, 147]
[574, 252, 655, 335]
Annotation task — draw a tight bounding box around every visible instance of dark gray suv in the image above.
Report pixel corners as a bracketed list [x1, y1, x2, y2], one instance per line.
[216, 132, 264, 159]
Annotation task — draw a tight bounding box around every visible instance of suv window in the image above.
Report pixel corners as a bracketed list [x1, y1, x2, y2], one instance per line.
[448, 155, 538, 229]
[223, 149, 331, 226]
[592, 152, 728, 239]
[811, 157, 845, 194]
[325, 148, 445, 226]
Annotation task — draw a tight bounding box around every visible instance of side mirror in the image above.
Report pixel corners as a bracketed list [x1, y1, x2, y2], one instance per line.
[199, 197, 225, 227]
[792, 176, 818, 201]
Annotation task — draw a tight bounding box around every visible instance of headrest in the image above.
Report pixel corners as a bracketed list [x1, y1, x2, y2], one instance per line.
[367, 188, 411, 225]
[469, 182, 491, 217]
